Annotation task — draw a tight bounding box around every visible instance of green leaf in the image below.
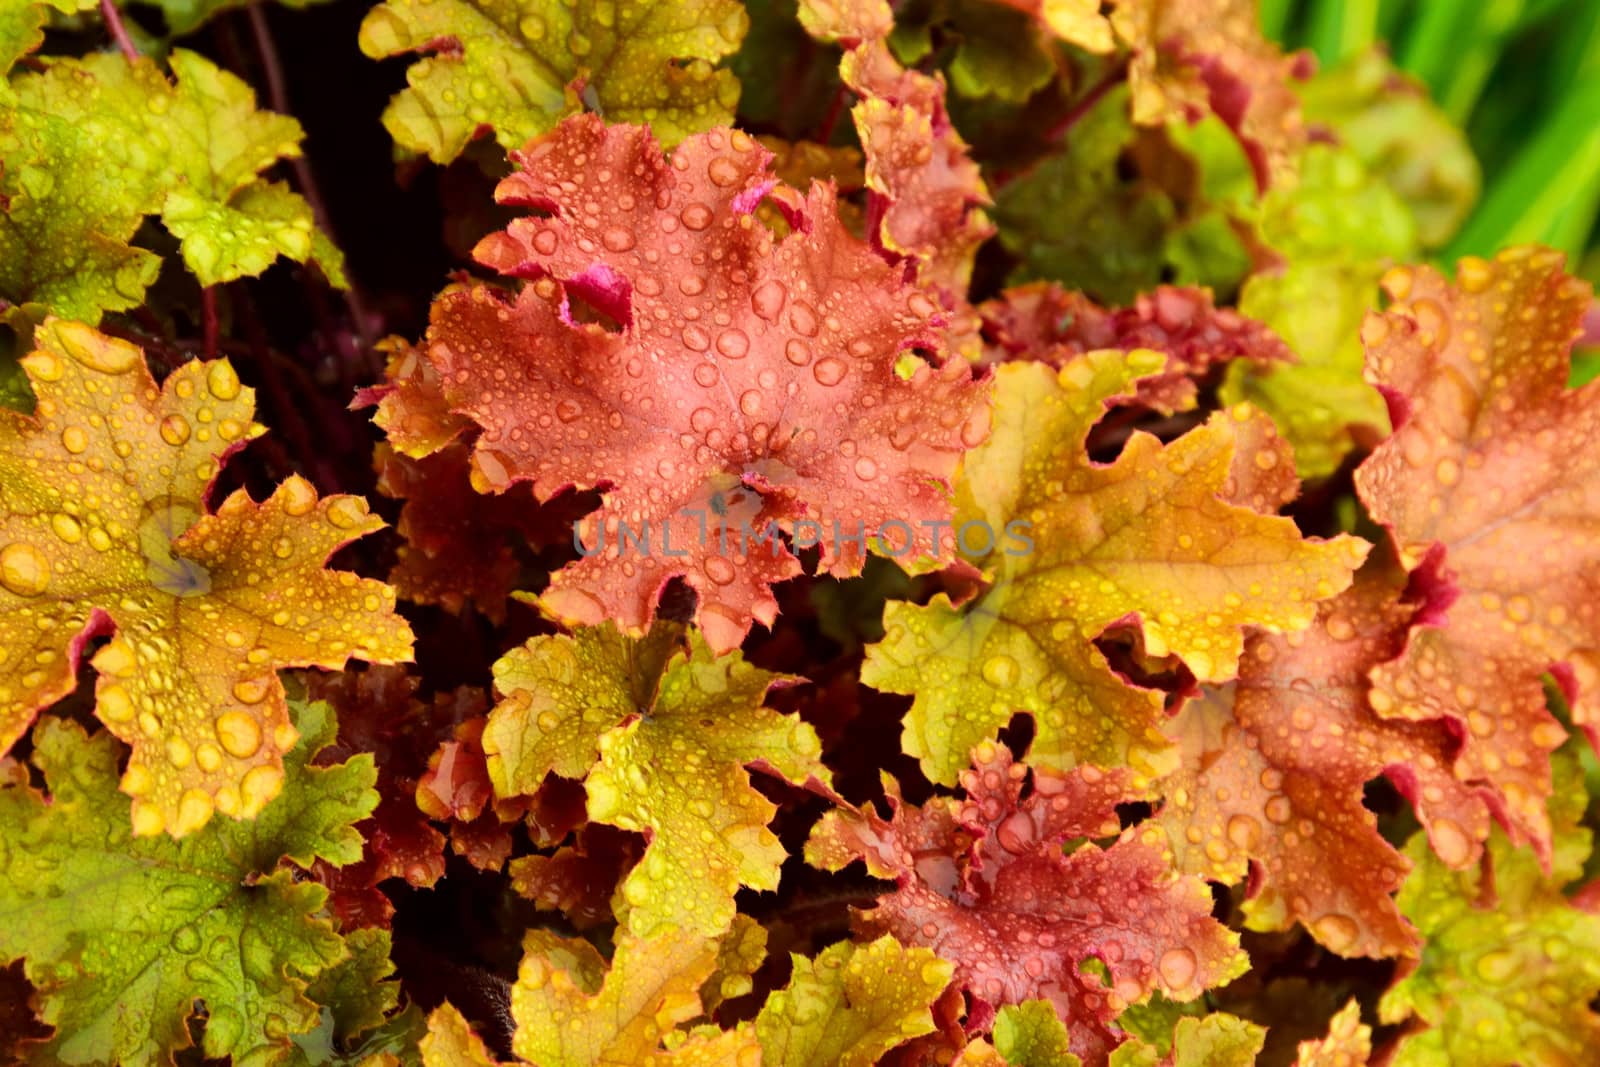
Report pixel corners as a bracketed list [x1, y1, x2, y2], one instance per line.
[993, 85, 1173, 304]
[1380, 752, 1600, 1067]
[1298, 49, 1480, 248]
[755, 936, 952, 1067]
[991, 1001, 1080, 1067]
[1219, 143, 1415, 479]
[1108, 1013, 1265, 1067]
[0, 49, 342, 319]
[359, 0, 748, 164]
[483, 622, 829, 939]
[0, 699, 378, 1067]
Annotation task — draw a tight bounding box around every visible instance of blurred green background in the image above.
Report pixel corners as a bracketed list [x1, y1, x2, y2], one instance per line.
[1265, 0, 1600, 285]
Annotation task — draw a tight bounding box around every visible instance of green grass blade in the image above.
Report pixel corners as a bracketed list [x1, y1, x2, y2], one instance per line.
[1397, 0, 1526, 121]
[1258, 0, 1295, 42]
[1305, 0, 1379, 63]
[1444, 78, 1600, 259]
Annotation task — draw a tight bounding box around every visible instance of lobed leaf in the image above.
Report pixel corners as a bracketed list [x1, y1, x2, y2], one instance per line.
[807, 741, 1248, 1065]
[754, 935, 952, 1067]
[1157, 555, 1489, 957]
[0, 50, 343, 320]
[485, 621, 828, 938]
[0, 700, 377, 1066]
[1354, 247, 1600, 860]
[359, 0, 747, 163]
[390, 116, 991, 650]
[0, 320, 412, 837]
[864, 351, 1367, 786]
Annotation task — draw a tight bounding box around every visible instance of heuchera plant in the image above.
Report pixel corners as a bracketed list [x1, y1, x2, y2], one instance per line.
[2, 0, 1600, 1064]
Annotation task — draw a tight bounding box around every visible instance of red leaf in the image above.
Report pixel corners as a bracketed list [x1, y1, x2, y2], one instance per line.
[308, 667, 484, 928]
[413, 116, 990, 651]
[980, 282, 1293, 414]
[808, 742, 1246, 1065]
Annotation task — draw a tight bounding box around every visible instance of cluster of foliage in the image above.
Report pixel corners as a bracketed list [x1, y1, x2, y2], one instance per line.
[2, 0, 1599, 1064]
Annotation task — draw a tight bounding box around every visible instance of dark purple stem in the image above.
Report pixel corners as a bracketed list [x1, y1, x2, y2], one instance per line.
[246, 0, 381, 378]
[99, 0, 140, 61]
[201, 286, 219, 359]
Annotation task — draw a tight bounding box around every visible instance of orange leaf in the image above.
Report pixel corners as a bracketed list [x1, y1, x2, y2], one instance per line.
[1354, 248, 1599, 861]
[1158, 554, 1489, 959]
[405, 116, 991, 651]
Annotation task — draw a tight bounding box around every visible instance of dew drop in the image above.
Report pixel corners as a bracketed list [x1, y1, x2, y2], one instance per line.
[1158, 947, 1197, 989]
[997, 811, 1036, 852]
[1313, 913, 1359, 952]
[51, 514, 82, 544]
[160, 414, 192, 446]
[601, 226, 636, 252]
[705, 557, 736, 585]
[854, 456, 878, 481]
[280, 476, 317, 517]
[555, 399, 583, 423]
[716, 329, 749, 359]
[60, 426, 88, 454]
[788, 302, 819, 337]
[751, 280, 787, 322]
[215, 711, 263, 759]
[683, 324, 711, 351]
[708, 156, 742, 187]
[813, 357, 847, 386]
[0, 543, 50, 597]
[206, 361, 241, 401]
[690, 407, 716, 433]
[981, 654, 1020, 689]
[784, 339, 812, 366]
[533, 229, 559, 255]
[326, 497, 368, 529]
[681, 203, 714, 230]
[739, 390, 763, 416]
[1226, 813, 1261, 850]
[694, 363, 719, 388]
[1264, 795, 1293, 824]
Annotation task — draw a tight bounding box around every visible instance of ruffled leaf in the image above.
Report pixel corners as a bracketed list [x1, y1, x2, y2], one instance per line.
[0, 50, 343, 319]
[1354, 247, 1600, 859]
[863, 351, 1367, 786]
[806, 741, 1247, 1065]
[979, 282, 1292, 415]
[755, 935, 951, 1066]
[1111, 0, 1308, 191]
[485, 621, 828, 938]
[0, 321, 412, 837]
[1156, 556, 1489, 957]
[0, 700, 376, 1066]
[393, 116, 990, 650]
[359, 0, 747, 163]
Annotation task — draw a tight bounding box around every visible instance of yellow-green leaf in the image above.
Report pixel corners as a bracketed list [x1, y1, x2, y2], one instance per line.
[358, 0, 747, 164]
[863, 352, 1367, 786]
[484, 622, 828, 938]
[755, 936, 952, 1067]
[0, 321, 413, 837]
